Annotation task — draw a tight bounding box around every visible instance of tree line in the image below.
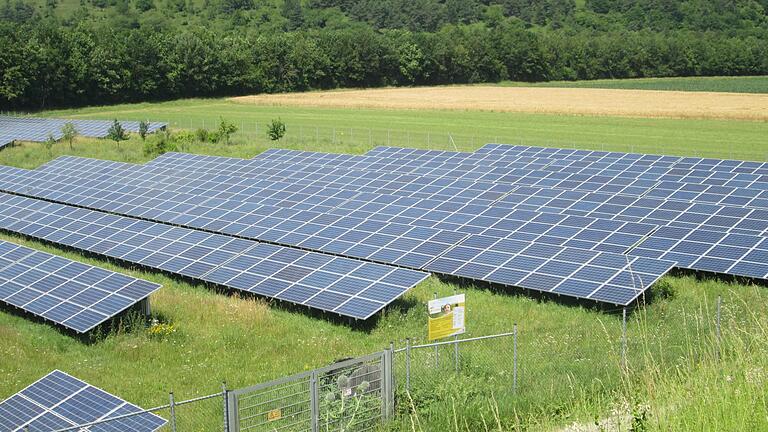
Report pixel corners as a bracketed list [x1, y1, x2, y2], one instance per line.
[1, 0, 767, 110]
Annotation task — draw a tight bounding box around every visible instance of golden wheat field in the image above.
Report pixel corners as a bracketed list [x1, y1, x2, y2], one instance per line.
[230, 85, 768, 120]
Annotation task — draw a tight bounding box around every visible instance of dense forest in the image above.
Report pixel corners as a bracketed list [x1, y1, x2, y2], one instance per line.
[1, 0, 767, 109]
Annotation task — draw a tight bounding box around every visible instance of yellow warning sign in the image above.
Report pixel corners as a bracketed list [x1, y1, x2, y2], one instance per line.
[427, 294, 466, 341]
[267, 408, 282, 422]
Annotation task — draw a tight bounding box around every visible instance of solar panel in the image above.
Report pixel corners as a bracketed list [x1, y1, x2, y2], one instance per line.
[0, 193, 429, 320]
[0, 370, 166, 432]
[425, 234, 675, 305]
[0, 116, 167, 146]
[0, 239, 161, 333]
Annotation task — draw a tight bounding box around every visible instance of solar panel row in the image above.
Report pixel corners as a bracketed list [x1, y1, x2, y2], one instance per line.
[0, 116, 167, 146]
[476, 144, 768, 174]
[20, 154, 768, 283]
[0, 239, 161, 333]
[249, 149, 768, 208]
[145, 152, 768, 211]
[0, 370, 165, 432]
[0, 193, 429, 320]
[261, 146, 768, 194]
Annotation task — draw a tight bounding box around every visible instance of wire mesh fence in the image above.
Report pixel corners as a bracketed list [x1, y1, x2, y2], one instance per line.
[153, 118, 768, 162]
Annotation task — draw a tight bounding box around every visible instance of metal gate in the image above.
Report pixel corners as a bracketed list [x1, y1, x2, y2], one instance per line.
[227, 350, 393, 432]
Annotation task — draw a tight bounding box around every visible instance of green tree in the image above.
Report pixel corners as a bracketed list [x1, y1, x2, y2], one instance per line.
[138, 120, 149, 141]
[60, 122, 77, 150]
[282, 0, 304, 30]
[217, 117, 237, 145]
[106, 119, 128, 148]
[267, 118, 286, 142]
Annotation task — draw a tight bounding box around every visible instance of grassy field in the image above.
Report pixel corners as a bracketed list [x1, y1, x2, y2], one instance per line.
[1, 98, 767, 430]
[15, 97, 768, 161]
[500, 76, 768, 94]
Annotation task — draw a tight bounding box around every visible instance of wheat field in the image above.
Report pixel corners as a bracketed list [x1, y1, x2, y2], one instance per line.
[231, 85, 768, 121]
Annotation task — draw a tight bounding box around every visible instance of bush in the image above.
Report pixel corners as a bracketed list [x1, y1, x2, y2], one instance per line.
[143, 130, 178, 156]
[195, 128, 210, 142]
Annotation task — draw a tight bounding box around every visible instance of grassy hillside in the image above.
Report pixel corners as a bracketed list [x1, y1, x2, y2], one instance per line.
[1, 102, 767, 430]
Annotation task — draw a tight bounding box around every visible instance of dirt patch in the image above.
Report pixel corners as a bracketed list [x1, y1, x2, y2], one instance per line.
[230, 86, 768, 120]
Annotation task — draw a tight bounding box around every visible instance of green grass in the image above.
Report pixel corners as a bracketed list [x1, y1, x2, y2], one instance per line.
[499, 75, 768, 94]
[1, 100, 767, 430]
[10, 97, 767, 162]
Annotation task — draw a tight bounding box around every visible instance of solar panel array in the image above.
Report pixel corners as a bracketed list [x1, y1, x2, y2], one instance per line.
[4, 141, 763, 311]
[0, 193, 429, 320]
[31, 152, 767, 281]
[0, 239, 161, 333]
[0, 160, 675, 305]
[0, 116, 167, 148]
[0, 370, 166, 432]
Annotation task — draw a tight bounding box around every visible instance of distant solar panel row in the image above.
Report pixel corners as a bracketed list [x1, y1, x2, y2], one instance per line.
[0, 370, 165, 432]
[0, 239, 161, 333]
[264, 147, 768, 193]
[0, 193, 429, 320]
[476, 144, 768, 173]
[0, 116, 166, 146]
[146, 152, 768, 211]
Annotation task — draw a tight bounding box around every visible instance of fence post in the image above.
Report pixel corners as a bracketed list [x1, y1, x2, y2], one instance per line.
[433, 292, 439, 368]
[369, 128, 372, 146]
[716, 295, 722, 359]
[621, 308, 627, 372]
[387, 129, 390, 146]
[405, 337, 411, 392]
[310, 371, 319, 432]
[513, 323, 518, 394]
[383, 347, 394, 421]
[454, 334, 459, 373]
[222, 382, 229, 432]
[169, 392, 177, 432]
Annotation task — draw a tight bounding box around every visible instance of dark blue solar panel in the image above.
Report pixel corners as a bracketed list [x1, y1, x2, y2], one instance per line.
[0, 239, 161, 333]
[0, 370, 166, 432]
